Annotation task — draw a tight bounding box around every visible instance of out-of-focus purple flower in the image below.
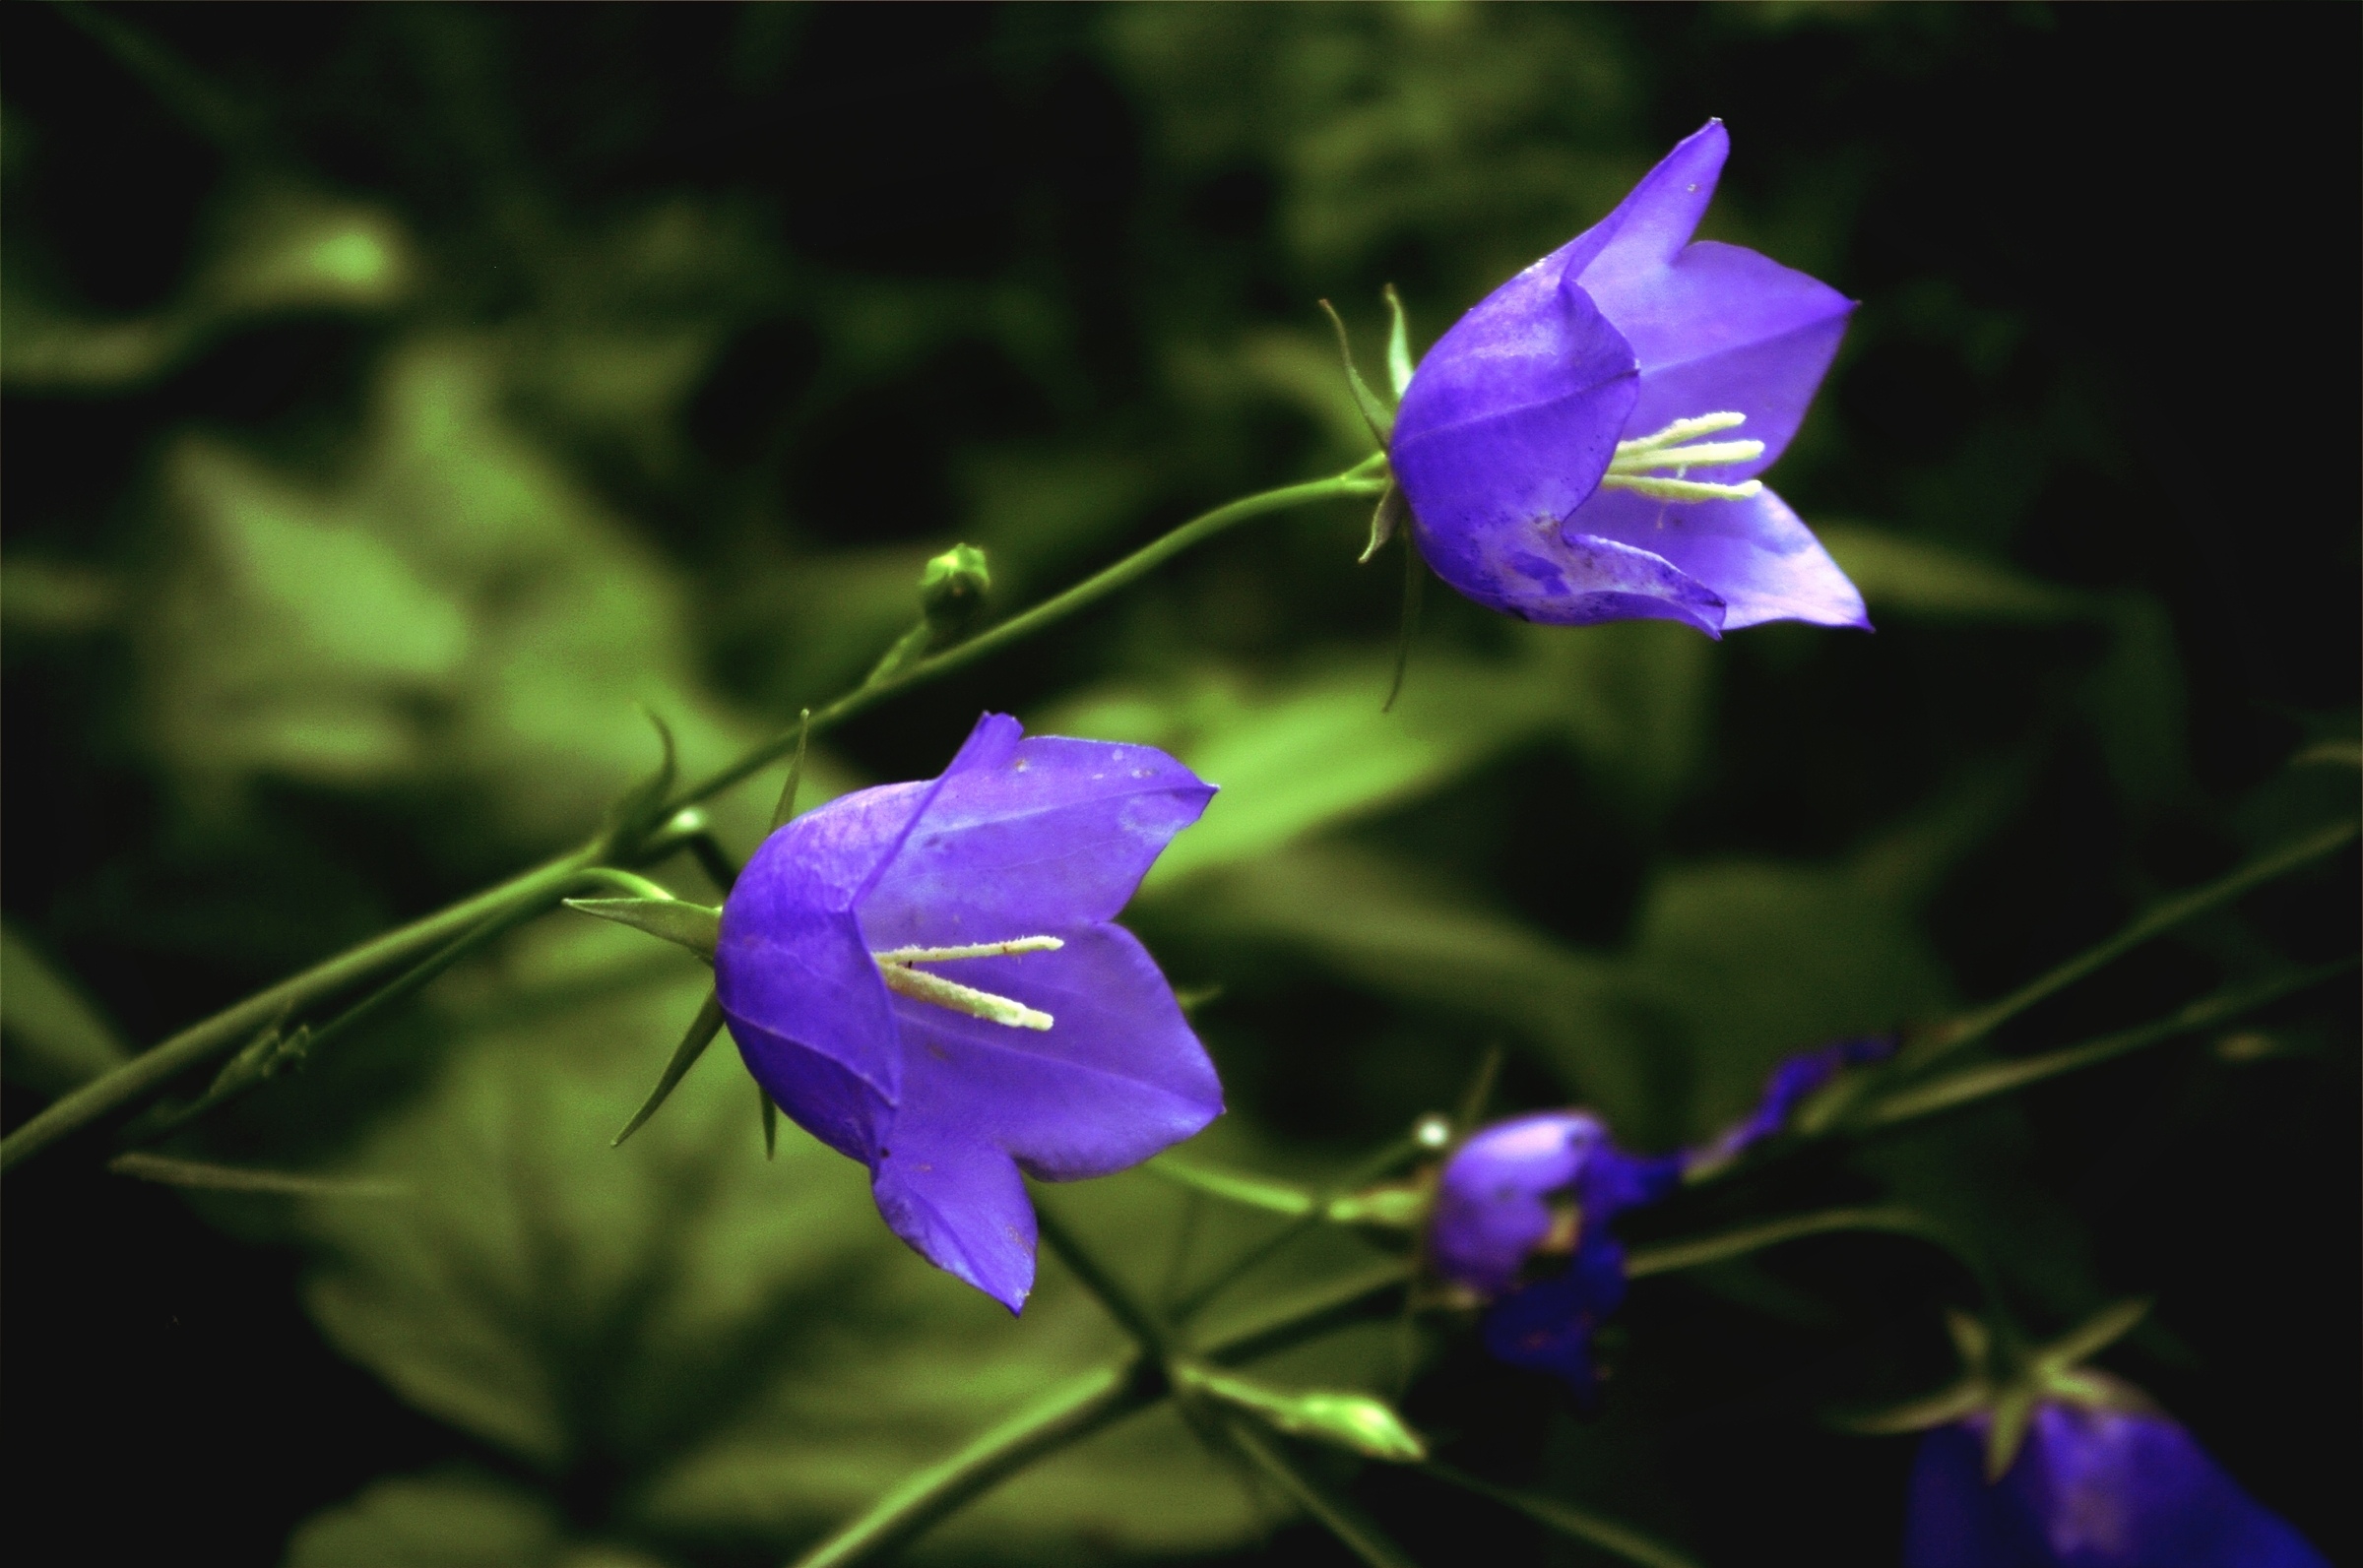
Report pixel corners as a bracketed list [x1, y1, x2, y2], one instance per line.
[1427, 1035, 1891, 1395]
[714, 713, 1221, 1312]
[1389, 120, 1867, 638]
[1905, 1378, 2329, 1568]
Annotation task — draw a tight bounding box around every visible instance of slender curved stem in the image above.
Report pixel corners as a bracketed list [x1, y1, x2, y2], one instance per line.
[1861, 959, 2353, 1131]
[1625, 1206, 1937, 1279]
[1, 847, 600, 1172]
[4, 467, 1380, 1175]
[788, 1362, 1145, 1568]
[1901, 818, 2356, 1069]
[677, 468, 1385, 811]
[786, 1265, 1409, 1568]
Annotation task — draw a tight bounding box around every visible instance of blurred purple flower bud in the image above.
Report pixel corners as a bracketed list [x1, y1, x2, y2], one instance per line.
[1905, 1378, 2328, 1568]
[1428, 1035, 1893, 1395]
[714, 713, 1222, 1312]
[1390, 120, 1868, 638]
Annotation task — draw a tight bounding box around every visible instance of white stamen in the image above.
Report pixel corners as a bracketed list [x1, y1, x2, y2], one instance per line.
[1601, 411, 1766, 502]
[872, 935, 1063, 1031]
[1615, 410, 1749, 454]
[871, 936, 1064, 965]
[1599, 473, 1764, 503]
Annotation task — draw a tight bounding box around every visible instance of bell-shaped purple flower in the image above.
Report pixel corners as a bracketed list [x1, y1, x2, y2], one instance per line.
[1390, 120, 1868, 637]
[1905, 1379, 2328, 1568]
[714, 713, 1222, 1312]
[1426, 1110, 1681, 1397]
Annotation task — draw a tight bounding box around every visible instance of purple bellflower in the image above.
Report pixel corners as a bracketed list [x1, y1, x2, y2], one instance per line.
[1389, 120, 1868, 638]
[714, 713, 1222, 1312]
[1905, 1375, 2328, 1568]
[1427, 1036, 1895, 1396]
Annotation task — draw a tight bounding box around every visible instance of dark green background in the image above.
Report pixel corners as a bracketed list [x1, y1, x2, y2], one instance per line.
[4, 6, 2355, 1565]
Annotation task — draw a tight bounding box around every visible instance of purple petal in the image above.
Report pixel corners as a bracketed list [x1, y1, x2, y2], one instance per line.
[1391, 264, 1641, 611]
[887, 923, 1220, 1178]
[1546, 119, 1732, 286]
[716, 778, 937, 1107]
[724, 1018, 891, 1164]
[1408, 517, 1729, 634]
[860, 724, 1217, 950]
[1559, 484, 1869, 631]
[1907, 1399, 2330, 1568]
[1478, 1234, 1631, 1402]
[870, 923, 1220, 1312]
[1432, 1113, 1599, 1297]
[1690, 1034, 1897, 1170]
[1565, 121, 1853, 475]
[870, 1111, 1039, 1313]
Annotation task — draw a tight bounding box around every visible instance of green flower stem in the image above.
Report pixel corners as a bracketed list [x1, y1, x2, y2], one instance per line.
[2, 467, 1382, 1175]
[1420, 1462, 1701, 1568]
[788, 1361, 1144, 1568]
[1221, 1415, 1422, 1568]
[0, 847, 602, 1173]
[787, 1264, 1410, 1568]
[1859, 958, 2354, 1131]
[1900, 818, 2357, 1070]
[1032, 1192, 1181, 1364]
[1170, 1130, 1427, 1319]
[676, 464, 1388, 813]
[1625, 1206, 1943, 1280]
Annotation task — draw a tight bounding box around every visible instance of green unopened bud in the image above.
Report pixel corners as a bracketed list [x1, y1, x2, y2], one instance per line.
[1178, 1365, 1428, 1463]
[920, 543, 991, 638]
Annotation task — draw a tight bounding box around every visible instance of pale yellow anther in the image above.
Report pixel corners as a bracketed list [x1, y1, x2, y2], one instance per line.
[873, 935, 1063, 1031]
[1600, 410, 1766, 503]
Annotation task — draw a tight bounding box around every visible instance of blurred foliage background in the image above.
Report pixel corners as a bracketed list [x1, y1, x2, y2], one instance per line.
[3, 6, 2355, 1566]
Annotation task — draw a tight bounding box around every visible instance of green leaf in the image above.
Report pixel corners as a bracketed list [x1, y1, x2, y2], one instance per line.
[1182, 1366, 1427, 1462]
[561, 899, 719, 963]
[285, 1471, 667, 1568]
[1050, 651, 1561, 891]
[1168, 843, 1658, 1130]
[0, 924, 132, 1096]
[1816, 523, 2093, 623]
[292, 920, 1386, 1560]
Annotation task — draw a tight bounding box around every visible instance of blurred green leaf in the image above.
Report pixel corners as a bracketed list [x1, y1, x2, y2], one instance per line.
[1050, 651, 1560, 890]
[287, 1471, 667, 1568]
[292, 921, 1390, 1561]
[1167, 844, 1661, 1130]
[1629, 858, 1952, 1141]
[0, 924, 132, 1096]
[1817, 523, 2092, 623]
[142, 340, 767, 847]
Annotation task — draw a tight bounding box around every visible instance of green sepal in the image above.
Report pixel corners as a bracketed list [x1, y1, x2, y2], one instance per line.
[1318, 298, 1396, 448]
[1358, 482, 1405, 566]
[1180, 1365, 1427, 1463]
[1382, 283, 1415, 401]
[597, 708, 678, 857]
[1984, 1382, 2039, 1481]
[1382, 529, 1426, 715]
[563, 897, 720, 962]
[1829, 1377, 1991, 1436]
[611, 990, 727, 1147]
[2035, 1296, 2149, 1375]
[759, 1081, 778, 1160]
[769, 710, 811, 831]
